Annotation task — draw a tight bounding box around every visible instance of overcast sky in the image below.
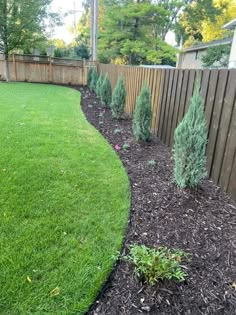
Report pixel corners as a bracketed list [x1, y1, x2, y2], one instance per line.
[50, 0, 83, 43]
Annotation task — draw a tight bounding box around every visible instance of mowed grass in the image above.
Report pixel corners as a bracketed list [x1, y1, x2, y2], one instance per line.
[0, 83, 130, 314]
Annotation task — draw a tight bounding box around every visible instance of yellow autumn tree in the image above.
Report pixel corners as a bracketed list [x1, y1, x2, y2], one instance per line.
[202, 0, 236, 42]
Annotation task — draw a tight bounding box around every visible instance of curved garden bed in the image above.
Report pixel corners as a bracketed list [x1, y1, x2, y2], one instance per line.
[79, 86, 236, 315]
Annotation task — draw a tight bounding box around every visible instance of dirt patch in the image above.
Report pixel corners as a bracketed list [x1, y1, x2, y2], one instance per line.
[77, 86, 236, 315]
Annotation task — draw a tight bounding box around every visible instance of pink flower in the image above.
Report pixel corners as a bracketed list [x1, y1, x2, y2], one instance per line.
[114, 144, 120, 150]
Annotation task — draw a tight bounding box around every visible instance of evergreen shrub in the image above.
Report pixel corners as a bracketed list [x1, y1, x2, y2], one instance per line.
[96, 74, 103, 98]
[90, 69, 98, 92]
[87, 67, 93, 88]
[111, 75, 126, 119]
[173, 80, 207, 188]
[132, 84, 152, 141]
[101, 73, 112, 107]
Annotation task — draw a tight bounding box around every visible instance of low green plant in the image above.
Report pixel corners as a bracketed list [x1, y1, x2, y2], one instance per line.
[125, 244, 189, 285]
[96, 74, 103, 98]
[101, 73, 112, 107]
[90, 69, 98, 92]
[132, 84, 152, 141]
[173, 79, 207, 188]
[147, 160, 156, 167]
[114, 128, 121, 134]
[111, 75, 126, 119]
[87, 67, 93, 87]
[122, 143, 130, 150]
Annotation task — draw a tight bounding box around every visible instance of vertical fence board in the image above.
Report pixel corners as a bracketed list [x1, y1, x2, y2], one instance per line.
[227, 152, 236, 200]
[207, 70, 229, 175]
[166, 70, 179, 146]
[170, 70, 184, 146]
[162, 70, 174, 143]
[158, 69, 170, 139]
[184, 69, 196, 114]
[177, 70, 189, 124]
[211, 70, 236, 184]
[219, 99, 236, 192]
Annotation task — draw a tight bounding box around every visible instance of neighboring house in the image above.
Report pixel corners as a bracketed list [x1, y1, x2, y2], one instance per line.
[177, 38, 232, 69]
[223, 18, 236, 68]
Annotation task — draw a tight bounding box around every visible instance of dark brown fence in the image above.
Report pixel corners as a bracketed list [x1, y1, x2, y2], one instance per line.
[0, 54, 97, 85]
[98, 64, 236, 201]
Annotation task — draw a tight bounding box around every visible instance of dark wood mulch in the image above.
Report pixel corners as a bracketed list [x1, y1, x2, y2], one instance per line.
[77, 86, 236, 315]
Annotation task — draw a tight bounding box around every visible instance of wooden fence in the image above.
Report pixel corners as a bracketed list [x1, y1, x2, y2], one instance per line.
[98, 64, 236, 201]
[0, 54, 97, 85]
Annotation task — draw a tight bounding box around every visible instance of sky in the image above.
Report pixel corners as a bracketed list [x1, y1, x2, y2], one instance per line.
[50, 0, 83, 43]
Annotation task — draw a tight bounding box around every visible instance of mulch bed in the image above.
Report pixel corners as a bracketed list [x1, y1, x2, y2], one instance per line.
[77, 86, 236, 315]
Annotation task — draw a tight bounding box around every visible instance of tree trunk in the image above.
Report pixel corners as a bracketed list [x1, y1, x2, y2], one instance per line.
[4, 53, 10, 82]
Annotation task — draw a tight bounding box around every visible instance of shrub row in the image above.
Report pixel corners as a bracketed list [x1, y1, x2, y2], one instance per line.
[87, 68, 207, 189]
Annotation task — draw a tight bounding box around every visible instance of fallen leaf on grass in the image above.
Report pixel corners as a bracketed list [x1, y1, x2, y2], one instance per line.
[49, 287, 60, 297]
[26, 276, 32, 283]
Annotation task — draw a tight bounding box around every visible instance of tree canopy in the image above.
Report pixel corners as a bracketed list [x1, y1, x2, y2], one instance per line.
[178, 0, 236, 47]
[0, 0, 61, 80]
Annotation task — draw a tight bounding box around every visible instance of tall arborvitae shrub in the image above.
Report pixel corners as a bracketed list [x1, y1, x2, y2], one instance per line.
[101, 73, 112, 107]
[173, 80, 207, 188]
[132, 84, 152, 141]
[96, 74, 103, 98]
[90, 69, 98, 92]
[111, 76, 126, 119]
[87, 67, 93, 88]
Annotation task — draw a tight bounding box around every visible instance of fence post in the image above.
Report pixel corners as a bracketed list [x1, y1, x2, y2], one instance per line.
[82, 58, 86, 86]
[49, 56, 52, 83]
[13, 54, 17, 81]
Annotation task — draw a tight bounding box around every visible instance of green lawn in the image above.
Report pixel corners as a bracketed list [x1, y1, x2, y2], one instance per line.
[0, 83, 130, 314]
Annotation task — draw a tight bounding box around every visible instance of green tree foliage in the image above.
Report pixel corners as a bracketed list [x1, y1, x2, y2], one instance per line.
[111, 76, 126, 119]
[100, 74, 112, 107]
[201, 44, 230, 68]
[90, 70, 98, 92]
[132, 84, 152, 141]
[96, 74, 103, 98]
[87, 67, 93, 87]
[177, 0, 224, 47]
[73, 44, 90, 59]
[95, 0, 183, 65]
[54, 48, 63, 58]
[173, 80, 207, 188]
[0, 0, 61, 81]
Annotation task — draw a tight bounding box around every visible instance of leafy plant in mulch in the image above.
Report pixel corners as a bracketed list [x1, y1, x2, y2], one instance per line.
[90, 69, 98, 92]
[173, 79, 207, 188]
[101, 73, 112, 107]
[122, 143, 130, 150]
[87, 67, 93, 88]
[113, 128, 121, 134]
[147, 159, 156, 167]
[111, 75, 126, 119]
[125, 244, 189, 285]
[96, 74, 103, 98]
[132, 84, 152, 141]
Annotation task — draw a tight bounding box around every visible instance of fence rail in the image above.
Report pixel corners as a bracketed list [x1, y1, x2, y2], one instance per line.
[98, 64, 236, 201]
[0, 54, 97, 85]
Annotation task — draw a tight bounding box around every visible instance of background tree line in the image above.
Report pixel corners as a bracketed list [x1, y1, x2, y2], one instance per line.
[79, 0, 236, 66]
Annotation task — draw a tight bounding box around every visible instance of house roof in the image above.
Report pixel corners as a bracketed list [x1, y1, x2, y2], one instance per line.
[223, 18, 236, 30]
[183, 38, 232, 53]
